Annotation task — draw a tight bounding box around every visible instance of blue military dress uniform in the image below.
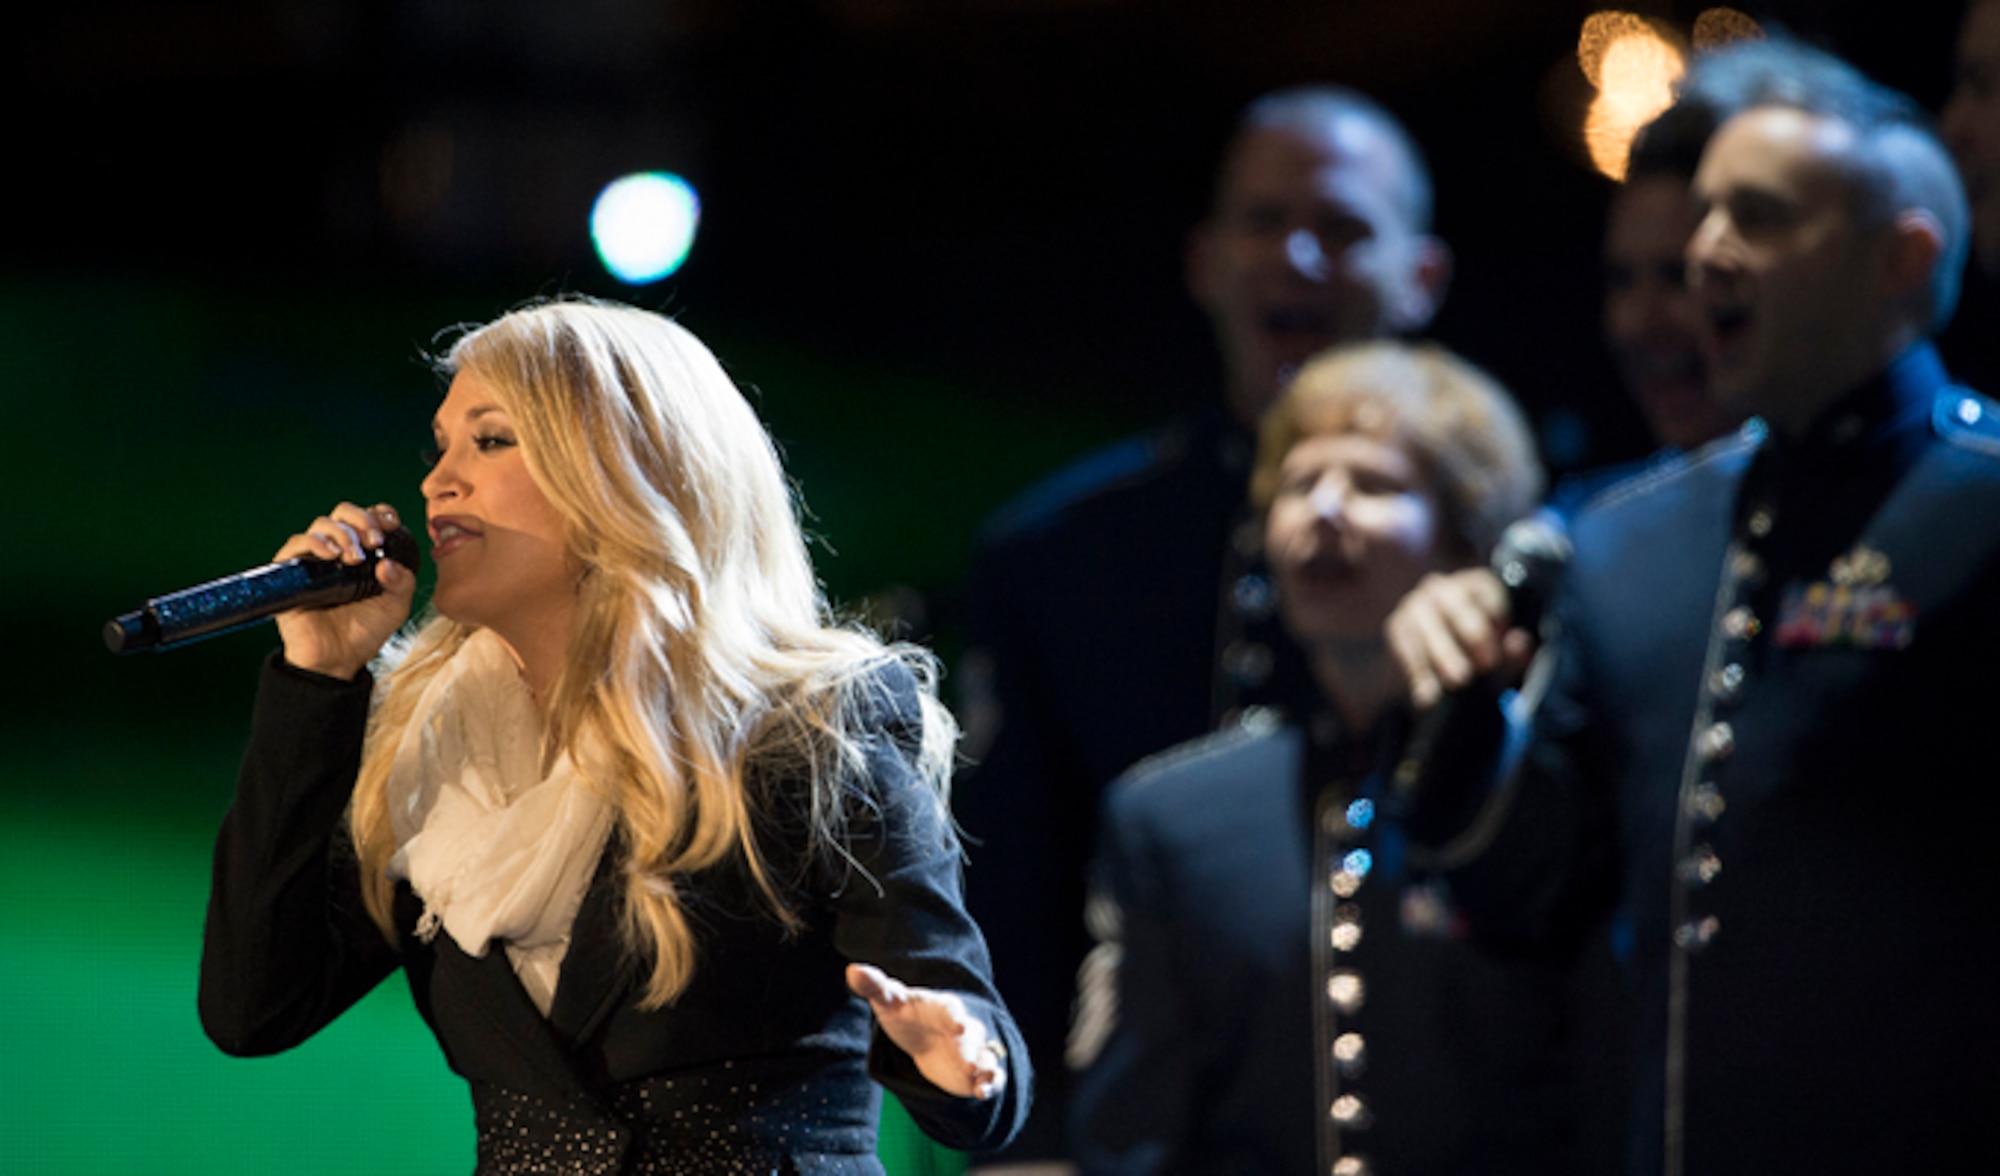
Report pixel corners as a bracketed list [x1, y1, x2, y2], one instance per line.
[1072, 707, 1576, 1176]
[1432, 344, 2000, 1175]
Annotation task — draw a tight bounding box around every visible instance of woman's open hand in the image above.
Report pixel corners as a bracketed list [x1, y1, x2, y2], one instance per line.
[846, 963, 1006, 1101]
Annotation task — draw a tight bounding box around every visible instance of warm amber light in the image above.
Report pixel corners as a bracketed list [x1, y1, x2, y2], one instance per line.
[1579, 12, 1687, 181]
[1693, 7, 1763, 50]
[1578, 11, 1655, 88]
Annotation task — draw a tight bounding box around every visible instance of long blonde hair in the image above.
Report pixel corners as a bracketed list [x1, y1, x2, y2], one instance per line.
[347, 298, 959, 1008]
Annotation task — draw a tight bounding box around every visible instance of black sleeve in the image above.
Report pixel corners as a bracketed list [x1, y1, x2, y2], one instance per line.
[827, 665, 1034, 1155]
[198, 653, 402, 1056]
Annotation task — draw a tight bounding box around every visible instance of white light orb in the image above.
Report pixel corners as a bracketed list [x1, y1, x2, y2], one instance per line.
[591, 172, 701, 285]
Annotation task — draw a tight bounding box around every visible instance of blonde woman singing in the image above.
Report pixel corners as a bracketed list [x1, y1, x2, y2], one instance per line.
[199, 298, 1029, 1174]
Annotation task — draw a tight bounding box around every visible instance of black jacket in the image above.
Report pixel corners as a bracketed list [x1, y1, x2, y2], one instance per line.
[200, 654, 1030, 1174]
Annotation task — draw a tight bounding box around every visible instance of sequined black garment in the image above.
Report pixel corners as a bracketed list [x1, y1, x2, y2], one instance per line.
[471, 1066, 884, 1176]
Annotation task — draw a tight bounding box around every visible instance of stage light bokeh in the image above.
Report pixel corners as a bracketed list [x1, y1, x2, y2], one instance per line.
[1579, 13, 1687, 181]
[1693, 7, 1763, 51]
[1577, 8, 1767, 182]
[591, 172, 702, 285]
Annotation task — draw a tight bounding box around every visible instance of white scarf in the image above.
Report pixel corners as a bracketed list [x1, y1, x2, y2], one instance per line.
[385, 628, 614, 1016]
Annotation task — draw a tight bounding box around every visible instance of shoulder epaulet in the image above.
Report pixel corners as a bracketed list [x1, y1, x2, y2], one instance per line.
[1577, 420, 1765, 519]
[1114, 707, 1289, 791]
[1933, 387, 2000, 458]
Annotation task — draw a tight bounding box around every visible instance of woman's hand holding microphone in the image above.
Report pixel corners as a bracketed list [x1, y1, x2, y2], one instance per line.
[274, 502, 417, 680]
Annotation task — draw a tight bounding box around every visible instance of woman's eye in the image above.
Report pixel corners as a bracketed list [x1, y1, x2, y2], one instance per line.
[424, 434, 514, 467]
[420, 445, 443, 468]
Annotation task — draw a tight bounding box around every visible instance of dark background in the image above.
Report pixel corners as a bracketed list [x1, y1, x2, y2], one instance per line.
[0, 2, 1971, 1171]
[6, 0, 1969, 705]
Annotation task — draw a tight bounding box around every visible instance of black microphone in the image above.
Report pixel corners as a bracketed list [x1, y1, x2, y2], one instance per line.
[1389, 514, 1572, 808]
[104, 526, 422, 654]
[1485, 514, 1571, 639]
